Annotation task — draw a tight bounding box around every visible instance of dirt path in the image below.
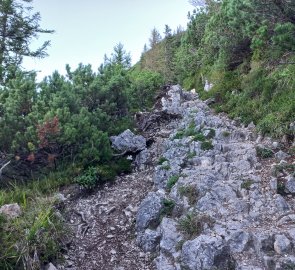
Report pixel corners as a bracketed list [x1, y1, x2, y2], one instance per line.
[58, 121, 178, 270]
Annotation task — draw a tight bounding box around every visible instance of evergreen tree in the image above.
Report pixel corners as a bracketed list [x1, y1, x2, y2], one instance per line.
[149, 27, 162, 48]
[0, 0, 54, 84]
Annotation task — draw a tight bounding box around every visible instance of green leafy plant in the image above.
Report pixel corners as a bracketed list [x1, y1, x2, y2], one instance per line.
[75, 166, 99, 189]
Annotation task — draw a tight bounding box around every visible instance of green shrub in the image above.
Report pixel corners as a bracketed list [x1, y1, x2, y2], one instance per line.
[167, 175, 180, 191]
[201, 140, 214, 151]
[75, 166, 99, 189]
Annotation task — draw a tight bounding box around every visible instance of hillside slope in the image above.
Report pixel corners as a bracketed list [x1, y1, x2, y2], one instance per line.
[59, 85, 295, 269]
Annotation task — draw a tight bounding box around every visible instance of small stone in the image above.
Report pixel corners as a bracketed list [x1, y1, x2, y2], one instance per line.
[107, 235, 115, 239]
[0, 203, 21, 219]
[46, 262, 58, 270]
[110, 249, 117, 255]
[274, 234, 291, 254]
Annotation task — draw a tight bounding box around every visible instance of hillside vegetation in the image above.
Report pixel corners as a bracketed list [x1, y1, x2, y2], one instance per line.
[140, 0, 295, 138]
[0, 0, 294, 269]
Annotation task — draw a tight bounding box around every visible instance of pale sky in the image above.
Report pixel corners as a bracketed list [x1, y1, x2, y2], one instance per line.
[22, 0, 194, 81]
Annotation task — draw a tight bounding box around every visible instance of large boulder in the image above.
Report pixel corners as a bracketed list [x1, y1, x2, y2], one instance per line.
[110, 129, 146, 153]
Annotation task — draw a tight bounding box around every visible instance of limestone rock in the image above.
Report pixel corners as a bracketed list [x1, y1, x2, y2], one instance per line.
[136, 192, 164, 232]
[136, 229, 161, 252]
[181, 235, 232, 270]
[274, 234, 291, 254]
[110, 129, 146, 153]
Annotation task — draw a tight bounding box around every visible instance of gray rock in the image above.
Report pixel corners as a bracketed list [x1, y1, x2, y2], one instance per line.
[160, 218, 183, 257]
[181, 235, 232, 270]
[274, 234, 291, 254]
[0, 203, 21, 219]
[137, 229, 161, 252]
[161, 85, 183, 115]
[45, 263, 58, 270]
[228, 231, 251, 253]
[136, 192, 164, 232]
[285, 176, 295, 194]
[263, 256, 275, 270]
[253, 233, 274, 257]
[155, 253, 177, 270]
[274, 194, 290, 211]
[110, 129, 146, 153]
[275, 150, 290, 161]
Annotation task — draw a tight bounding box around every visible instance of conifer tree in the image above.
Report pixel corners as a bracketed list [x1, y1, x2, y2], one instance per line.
[0, 0, 54, 83]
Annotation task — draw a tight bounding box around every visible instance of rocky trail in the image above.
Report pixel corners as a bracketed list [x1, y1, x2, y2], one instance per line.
[58, 85, 295, 270]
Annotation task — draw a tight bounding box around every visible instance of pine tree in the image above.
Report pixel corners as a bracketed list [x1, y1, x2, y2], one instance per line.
[0, 0, 54, 83]
[149, 27, 162, 48]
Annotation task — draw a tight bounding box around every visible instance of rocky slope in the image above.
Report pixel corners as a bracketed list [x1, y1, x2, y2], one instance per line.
[59, 85, 295, 270]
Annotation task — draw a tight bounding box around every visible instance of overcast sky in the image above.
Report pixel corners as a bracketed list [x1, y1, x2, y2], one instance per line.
[22, 0, 193, 81]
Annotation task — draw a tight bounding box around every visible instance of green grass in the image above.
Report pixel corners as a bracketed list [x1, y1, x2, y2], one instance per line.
[167, 175, 180, 191]
[0, 195, 67, 269]
[178, 212, 214, 239]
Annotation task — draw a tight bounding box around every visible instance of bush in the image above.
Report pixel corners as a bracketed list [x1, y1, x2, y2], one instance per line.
[75, 166, 99, 189]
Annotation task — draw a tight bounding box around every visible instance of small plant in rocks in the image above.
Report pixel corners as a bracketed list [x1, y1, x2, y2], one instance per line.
[161, 199, 175, 217]
[201, 140, 214, 151]
[256, 146, 274, 158]
[178, 212, 214, 239]
[222, 131, 231, 137]
[187, 151, 197, 159]
[158, 156, 168, 165]
[167, 175, 180, 191]
[241, 179, 254, 190]
[178, 185, 198, 205]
